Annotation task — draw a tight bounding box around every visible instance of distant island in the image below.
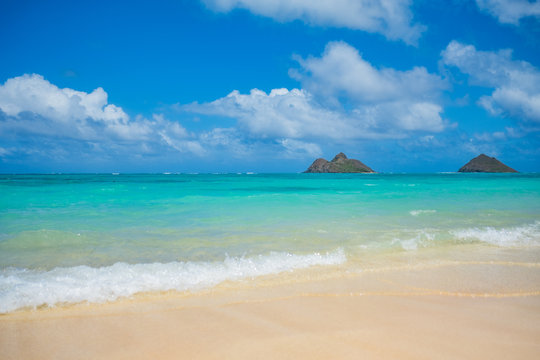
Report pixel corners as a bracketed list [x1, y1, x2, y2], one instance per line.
[304, 153, 375, 173]
[458, 154, 518, 173]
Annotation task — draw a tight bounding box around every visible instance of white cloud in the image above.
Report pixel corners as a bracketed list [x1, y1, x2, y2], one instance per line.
[184, 41, 446, 141]
[476, 0, 540, 24]
[279, 139, 322, 158]
[293, 41, 446, 132]
[184, 88, 366, 139]
[292, 41, 445, 104]
[199, 127, 251, 157]
[0, 74, 140, 138]
[372, 102, 445, 132]
[348, 101, 445, 133]
[0, 74, 150, 141]
[442, 41, 540, 123]
[201, 0, 425, 44]
[0, 74, 334, 163]
[0, 74, 204, 157]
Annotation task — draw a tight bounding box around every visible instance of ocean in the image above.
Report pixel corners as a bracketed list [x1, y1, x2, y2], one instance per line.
[1, 173, 539, 313]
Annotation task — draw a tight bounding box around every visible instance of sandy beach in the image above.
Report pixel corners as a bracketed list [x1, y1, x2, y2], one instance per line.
[3, 0, 540, 355]
[2, 246, 539, 360]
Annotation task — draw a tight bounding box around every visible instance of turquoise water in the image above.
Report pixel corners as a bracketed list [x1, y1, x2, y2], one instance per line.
[1, 173, 539, 312]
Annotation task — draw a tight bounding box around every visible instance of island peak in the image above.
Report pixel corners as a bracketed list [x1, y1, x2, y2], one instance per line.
[304, 153, 374, 173]
[332, 152, 348, 161]
[458, 154, 518, 173]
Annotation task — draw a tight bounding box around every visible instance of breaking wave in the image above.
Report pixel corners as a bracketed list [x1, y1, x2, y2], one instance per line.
[451, 222, 540, 247]
[0, 249, 345, 313]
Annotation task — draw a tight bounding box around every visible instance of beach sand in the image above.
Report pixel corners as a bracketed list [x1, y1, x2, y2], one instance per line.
[2, 247, 540, 359]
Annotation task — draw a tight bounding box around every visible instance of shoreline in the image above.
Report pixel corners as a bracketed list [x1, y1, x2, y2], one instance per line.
[2, 246, 540, 359]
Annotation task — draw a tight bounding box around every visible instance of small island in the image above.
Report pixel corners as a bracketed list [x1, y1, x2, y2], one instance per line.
[458, 154, 518, 173]
[304, 152, 375, 173]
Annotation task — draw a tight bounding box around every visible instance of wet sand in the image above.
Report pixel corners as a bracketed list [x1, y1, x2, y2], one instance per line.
[2, 247, 540, 359]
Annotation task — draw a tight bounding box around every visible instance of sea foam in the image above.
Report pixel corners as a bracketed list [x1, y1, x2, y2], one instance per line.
[392, 230, 436, 250]
[409, 209, 437, 216]
[451, 222, 540, 247]
[391, 222, 540, 251]
[0, 249, 345, 313]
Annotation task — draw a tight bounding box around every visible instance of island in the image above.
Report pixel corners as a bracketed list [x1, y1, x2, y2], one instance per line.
[458, 154, 518, 173]
[304, 152, 375, 173]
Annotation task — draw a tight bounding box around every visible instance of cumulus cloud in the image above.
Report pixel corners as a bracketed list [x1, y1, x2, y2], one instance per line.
[476, 0, 540, 24]
[0, 74, 329, 164]
[291, 41, 445, 104]
[293, 41, 446, 132]
[184, 41, 446, 139]
[0, 74, 203, 159]
[184, 88, 365, 139]
[201, 0, 425, 44]
[352, 102, 445, 132]
[0, 74, 141, 139]
[442, 41, 540, 124]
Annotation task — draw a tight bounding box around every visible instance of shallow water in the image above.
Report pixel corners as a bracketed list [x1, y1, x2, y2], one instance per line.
[1, 173, 539, 312]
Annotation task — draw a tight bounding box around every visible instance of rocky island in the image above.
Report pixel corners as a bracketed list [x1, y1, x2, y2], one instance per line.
[304, 152, 375, 173]
[458, 154, 518, 173]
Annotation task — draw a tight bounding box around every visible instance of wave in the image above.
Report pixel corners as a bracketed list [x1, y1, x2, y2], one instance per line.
[391, 222, 540, 251]
[451, 221, 540, 247]
[392, 230, 435, 250]
[409, 209, 437, 216]
[0, 249, 345, 313]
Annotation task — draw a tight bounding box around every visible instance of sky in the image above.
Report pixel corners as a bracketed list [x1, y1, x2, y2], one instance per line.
[1, 0, 539, 173]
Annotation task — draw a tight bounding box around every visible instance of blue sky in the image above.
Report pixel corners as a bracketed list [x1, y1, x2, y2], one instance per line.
[1, 0, 539, 172]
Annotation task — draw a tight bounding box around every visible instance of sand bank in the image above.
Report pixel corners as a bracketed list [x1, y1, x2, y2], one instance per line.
[2, 247, 540, 359]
